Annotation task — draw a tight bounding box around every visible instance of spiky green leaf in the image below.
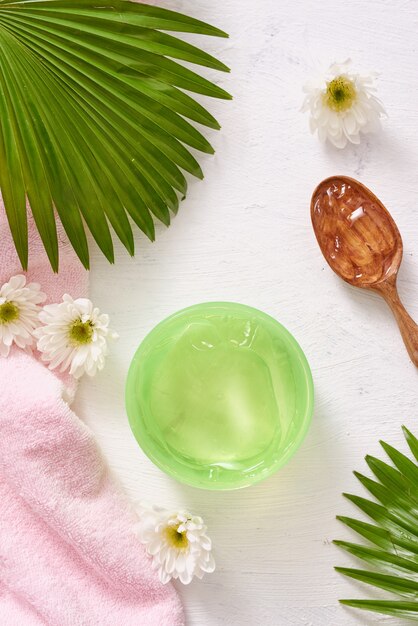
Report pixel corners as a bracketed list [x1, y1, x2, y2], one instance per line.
[335, 426, 418, 620]
[340, 599, 418, 619]
[0, 0, 230, 269]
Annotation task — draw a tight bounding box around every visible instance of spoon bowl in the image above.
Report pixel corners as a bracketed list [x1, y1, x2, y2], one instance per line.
[311, 176, 418, 366]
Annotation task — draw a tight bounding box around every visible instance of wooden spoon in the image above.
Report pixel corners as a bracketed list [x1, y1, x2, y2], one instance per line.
[311, 175, 418, 366]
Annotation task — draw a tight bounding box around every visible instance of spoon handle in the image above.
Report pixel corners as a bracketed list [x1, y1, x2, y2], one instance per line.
[374, 280, 418, 367]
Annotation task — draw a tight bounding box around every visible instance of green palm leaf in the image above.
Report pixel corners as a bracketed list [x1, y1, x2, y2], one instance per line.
[335, 426, 418, 620]
[0, 0, 230, 270]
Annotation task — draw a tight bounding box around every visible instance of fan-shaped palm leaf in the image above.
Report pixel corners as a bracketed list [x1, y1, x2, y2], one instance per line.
[335, 426, 418, 620]
[0, 0, 230, 270]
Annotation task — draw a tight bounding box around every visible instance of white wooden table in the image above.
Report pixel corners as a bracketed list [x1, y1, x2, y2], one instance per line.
[74, 1, 418, 623]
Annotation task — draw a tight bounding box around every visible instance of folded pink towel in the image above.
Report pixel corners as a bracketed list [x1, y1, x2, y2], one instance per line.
[0, 211, 185, 626]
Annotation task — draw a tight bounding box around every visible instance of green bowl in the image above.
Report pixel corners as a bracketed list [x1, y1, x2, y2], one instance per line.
[126, 302, 314, 490]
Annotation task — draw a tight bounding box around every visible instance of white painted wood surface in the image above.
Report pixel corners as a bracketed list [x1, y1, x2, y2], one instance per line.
[74, 1, 418, 623]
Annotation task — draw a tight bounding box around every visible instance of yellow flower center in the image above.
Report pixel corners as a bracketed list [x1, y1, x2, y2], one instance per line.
[323, 76, 357, 112]
[164, 524, 189, 550]
[69, 319, 94, 345]
[0, 301, 19, 325]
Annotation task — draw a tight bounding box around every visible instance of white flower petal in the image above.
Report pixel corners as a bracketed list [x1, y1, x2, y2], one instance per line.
[302, 61, 384, 149]
[0, 275, 45, 356]
[36, 296, 116, 378]
[330, 132, 348, 149]
[179, 570, 193, 585]
[200, 552, 216, 573]
[317, 125, 328, 143]
[159, 569, 171, 585]
[136, 503, 215, 585]
[199, 535, 212, 551]
[343, 112, 357, 135]
[0, 342, 10, 357]
[147, 537, 163, 556]
[165, 550, 177, 574]
[348, 132, 361, 145]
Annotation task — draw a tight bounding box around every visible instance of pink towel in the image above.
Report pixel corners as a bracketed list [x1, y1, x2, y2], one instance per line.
[0, 211, 185, 626]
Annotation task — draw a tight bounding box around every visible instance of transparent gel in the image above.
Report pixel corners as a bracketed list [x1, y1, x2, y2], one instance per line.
[126, 303, 314, 490]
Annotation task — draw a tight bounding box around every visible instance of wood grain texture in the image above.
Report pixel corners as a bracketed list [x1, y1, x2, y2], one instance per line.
[311, 176, 403, 286]
[73, 1, 418, 624]
[312, 175, 418, 366]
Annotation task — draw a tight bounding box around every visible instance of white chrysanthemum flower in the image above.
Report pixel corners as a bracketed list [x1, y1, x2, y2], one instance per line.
[34, 294, 118, 378]
[302, 59, 385, 148]
[0, 274, 46, 357]
[137, 504, 215, 585]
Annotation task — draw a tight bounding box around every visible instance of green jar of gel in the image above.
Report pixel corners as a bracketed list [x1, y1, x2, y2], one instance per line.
[126, 302, 314, 490]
